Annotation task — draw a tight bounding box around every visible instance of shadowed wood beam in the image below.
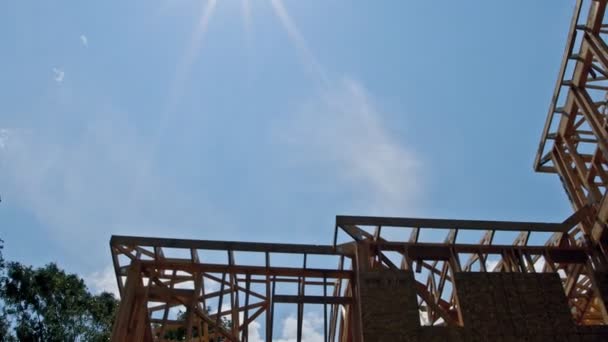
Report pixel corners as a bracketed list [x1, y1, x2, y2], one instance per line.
[111, 235, 346, 255]
[273, 295, 352, 305]
[535, 0, 584, 171]
[136, 260, 353, 278]
[336, 213, 581, 233]
[375, 242, 588, 258]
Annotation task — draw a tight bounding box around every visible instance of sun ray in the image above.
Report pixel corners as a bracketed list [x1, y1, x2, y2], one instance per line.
[242, 0, 252, 35]
[163, 0, 218, 124]
[269, 0, 328, 87]
[242, 0, 254, 59]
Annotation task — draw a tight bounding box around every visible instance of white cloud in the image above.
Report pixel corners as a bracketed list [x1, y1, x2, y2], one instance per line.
[486, 259, 499, 272]
[52, 68, 65, 83]
[86, 266, 120, 297]
[419, 309, 430, 326]
[0, 112, 227, 265]
[80, 34, 88, 47]
[535, 258, 546, 272]
[274, 313, 324, 342]
[0, 129, 8, 149]
[277, 78, 422, 215]
[202, 305, 322, 342]
[247, 320, 264, 342]
[241, 312, 322, 342]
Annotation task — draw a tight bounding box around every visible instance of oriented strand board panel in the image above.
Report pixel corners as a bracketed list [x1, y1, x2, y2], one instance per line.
[594, 272, 608, 309]
[357, 271, 607, 341]
[576, 325, 608, 341]
[358, 269, 420, 341]
[415, 326, 608, 342]
[455, 272, 575, 339]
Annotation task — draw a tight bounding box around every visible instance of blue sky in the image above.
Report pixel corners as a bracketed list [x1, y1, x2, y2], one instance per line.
[1, 0, 574, 318]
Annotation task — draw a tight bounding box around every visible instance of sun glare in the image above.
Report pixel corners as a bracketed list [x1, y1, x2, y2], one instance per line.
[162, 0, 326, 123]
[269, 0, 328, 86]
[163, 0, 217, 122]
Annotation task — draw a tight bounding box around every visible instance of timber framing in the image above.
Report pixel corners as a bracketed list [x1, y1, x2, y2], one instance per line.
[535, 0, 608, 265]
[110, 210, 607, 341]
[110, 0, 608, 340]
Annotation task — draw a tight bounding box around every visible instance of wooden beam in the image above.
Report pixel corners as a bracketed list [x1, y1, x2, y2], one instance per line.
[534, 0, 584, 170]
[138, 260, 352, 279]
[111, 235, 342, 255]
[273, 295, 352, 305]
[336, 215, 576, 232]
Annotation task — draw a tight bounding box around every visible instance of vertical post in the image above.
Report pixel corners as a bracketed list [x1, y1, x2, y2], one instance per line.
[216, 272, 226, 333]
[323, 275, 328, 342]
[228, 250, 240, 338]
[111, 261, 150, 341]
[265, 252, 272, 342]
[242, 274, 251, 342]
[449, 248, 464, 326]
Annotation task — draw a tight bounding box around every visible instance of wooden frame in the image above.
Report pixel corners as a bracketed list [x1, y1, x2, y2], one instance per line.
[110, 1, 608, 340]
[534, 0, 608, 248]
[110, 210, 606, 341]
[110, 236, 354, 341]
[334, 211, 605, 327]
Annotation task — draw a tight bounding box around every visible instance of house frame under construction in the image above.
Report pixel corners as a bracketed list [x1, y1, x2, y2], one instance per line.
[110, 0, 608, 340]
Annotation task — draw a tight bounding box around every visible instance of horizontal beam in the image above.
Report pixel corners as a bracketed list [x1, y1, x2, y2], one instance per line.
[147, 286, 194, 301]
[133, 260, 353, 279]
[273, 295, 352, 305]
[375, 242, 589, 263]
[336, 215, 575, 232]
[111, 235, 347, 255]
[407, 245, 452, 260]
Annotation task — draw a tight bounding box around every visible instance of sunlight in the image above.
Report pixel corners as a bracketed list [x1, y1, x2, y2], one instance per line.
[269, 0, 328, 86]
[163, 0, 218, 123]
[242, 0, 252, 34]
[242, 0, 253, 53]
[176, 0, 217, 88]
[160, 0, 329, 122]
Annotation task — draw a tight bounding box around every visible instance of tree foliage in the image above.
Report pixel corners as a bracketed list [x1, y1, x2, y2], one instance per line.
[0, 240, 118, 341]
[160, 307, 231, 341]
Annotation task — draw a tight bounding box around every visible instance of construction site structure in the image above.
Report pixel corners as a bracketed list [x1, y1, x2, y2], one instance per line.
[111, 0, 608, 340]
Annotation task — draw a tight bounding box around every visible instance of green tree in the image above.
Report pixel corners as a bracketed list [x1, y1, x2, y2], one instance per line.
[0, 239, 11, 340]
[0, 261, 118, 341]
[160, 307, 231, 341]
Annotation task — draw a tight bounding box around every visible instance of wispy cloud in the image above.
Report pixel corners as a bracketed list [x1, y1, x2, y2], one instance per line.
[0, 129, 8, 149]
[277, 77, 422, 215]
[0, 111, 229, 265]
[52, 68, 65, 83]
[267, 1, 422, 215]
[80, 34, 88, 47]
[85, 266, 119, 297]
[0, 118, 150, 241]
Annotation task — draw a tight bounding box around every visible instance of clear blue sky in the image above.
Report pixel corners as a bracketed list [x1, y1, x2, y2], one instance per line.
[1, 0, 574, 298]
